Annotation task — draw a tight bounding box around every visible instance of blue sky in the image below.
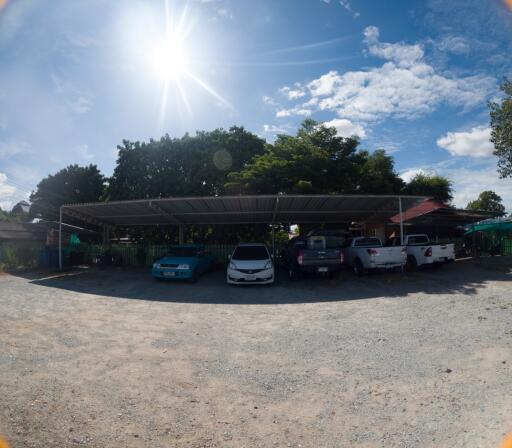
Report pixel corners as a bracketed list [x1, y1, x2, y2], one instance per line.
[1, 0, 512, 211]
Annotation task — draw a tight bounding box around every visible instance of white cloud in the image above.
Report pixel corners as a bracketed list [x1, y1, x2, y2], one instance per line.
[71, 96, 92, 114]
[0, 140, 31, 159]
[322, 0, 360, 18]
[0, 172, 17, 211]
[437, 126, 494, 157]
[279, 85, 306, 100]
[76, 144, 94, 160]
[278, 26, 495, 125]
[323, 118, 366, 138]
[262, 124, 292, 135]
[276, 107, 311, 118]
[216, 8, 233, 19]
[435, 35, 471, 55]
[400, 168, 426, 183]
[447, 166, 512, 211]
[400, 161, 512, 211]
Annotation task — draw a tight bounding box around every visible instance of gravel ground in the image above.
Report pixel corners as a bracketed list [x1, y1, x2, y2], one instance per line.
[1, 259, 511, 448]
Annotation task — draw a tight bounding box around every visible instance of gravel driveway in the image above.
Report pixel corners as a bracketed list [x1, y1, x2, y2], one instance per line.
[1, 260, 511, 447]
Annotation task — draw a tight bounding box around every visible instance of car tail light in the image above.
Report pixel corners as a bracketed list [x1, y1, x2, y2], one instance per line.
[424, 247, 432, 257]
[297, 250, 304, 265]
[367, 248, 379, 256]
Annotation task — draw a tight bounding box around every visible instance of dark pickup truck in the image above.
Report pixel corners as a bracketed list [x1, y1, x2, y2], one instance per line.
[282, 235, 345, 279]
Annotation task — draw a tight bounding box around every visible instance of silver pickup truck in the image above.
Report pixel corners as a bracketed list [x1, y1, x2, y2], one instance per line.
[342, 237, 406, 275]
[385, 234, 455, 270]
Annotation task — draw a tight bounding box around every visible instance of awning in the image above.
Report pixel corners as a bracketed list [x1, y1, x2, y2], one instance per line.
[61, 194, 429, 227]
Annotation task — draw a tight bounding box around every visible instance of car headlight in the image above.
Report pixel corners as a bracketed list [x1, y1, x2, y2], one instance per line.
[229, 262, 236, 270]
[177, 264, 190, 270]
[153, 263, 160, 269]
[264, 261, 272, 269]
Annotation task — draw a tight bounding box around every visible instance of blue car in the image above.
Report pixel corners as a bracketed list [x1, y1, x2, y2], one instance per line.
[152, 245, 214, 282]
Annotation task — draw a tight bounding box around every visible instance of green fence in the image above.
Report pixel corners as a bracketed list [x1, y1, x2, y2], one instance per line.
[0, 242, 270, 271]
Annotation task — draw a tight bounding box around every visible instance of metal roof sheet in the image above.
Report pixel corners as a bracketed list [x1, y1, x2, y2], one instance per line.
[61, 194, 429, 227]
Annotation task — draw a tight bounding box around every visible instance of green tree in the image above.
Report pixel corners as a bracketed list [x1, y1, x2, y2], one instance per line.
[0, 206, 10, 222]
[402, 173, 453, 203]
[226, 120, 402, 194]
[466, 190, 506, 216]
[358, 149, 405, 194]
[30, 164, 105, 220]
[490, 78, 512, 178]
[106, 127, 265, 200]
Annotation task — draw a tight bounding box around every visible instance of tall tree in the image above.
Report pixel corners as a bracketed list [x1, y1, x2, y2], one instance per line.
[30, 164, 105, 220]
[466, 190, 506, 216]
[402, 173, 453, 203]
[226, 120, 403, 195]
[490, 78, 512, 178]
[106, 127, 265, 200]
[0, 206, 10, 222]
[358, 149, 404, 194]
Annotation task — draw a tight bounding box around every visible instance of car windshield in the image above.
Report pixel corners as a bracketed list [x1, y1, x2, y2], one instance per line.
[164, 247, 198, 257]
[232, 246, 269, 260]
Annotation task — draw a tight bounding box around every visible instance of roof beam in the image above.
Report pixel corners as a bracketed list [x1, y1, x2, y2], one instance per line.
[62, 207, 114, 230]
[148, 201, 182, 224]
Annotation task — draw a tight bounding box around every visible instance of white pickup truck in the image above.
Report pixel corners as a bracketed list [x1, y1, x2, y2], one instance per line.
[385, 234, 455, 270]
[342, 237, 407, 275]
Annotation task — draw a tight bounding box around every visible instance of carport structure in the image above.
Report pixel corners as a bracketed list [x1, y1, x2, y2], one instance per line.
[58, 194, 429, 270]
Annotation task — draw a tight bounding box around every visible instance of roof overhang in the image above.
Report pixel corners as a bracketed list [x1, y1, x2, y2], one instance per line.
[61, 194, 429, 227]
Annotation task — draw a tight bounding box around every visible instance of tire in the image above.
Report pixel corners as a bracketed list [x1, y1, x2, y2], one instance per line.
[406, 255, 418, 272]
[353, 258, 365, 276]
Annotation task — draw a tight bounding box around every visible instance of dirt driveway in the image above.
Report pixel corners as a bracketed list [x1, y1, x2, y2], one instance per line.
[1, 260, 511, 447]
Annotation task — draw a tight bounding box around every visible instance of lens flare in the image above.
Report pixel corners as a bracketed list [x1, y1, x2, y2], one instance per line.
[505, 0, 512, 9]
[0, 0, 8, 11]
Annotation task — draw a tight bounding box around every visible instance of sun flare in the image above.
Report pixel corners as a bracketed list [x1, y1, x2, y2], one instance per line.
[152, 32, 189, 81]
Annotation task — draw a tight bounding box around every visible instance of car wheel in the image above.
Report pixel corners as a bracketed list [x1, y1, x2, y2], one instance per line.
[354, 258, 366, 277]
[354, 258, 365, 276]
[406, 255, 418, 272]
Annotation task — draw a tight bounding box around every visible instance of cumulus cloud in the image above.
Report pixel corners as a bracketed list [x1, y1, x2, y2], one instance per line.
[437, 126, 494, 157]
[279, 85, 306, 100]
[262, 124, 292, 135]
[323, 118, 366, 138]
[277, 26, 495, 124]
[276, 107, 311, 118]
[0, 172, 17, 211]
[400, 168, 426, 183]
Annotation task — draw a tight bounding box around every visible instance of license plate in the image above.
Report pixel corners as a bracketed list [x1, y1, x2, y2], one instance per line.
[163, 272, 175, 277]
[245, 276, 256, 281]
[318, 267, 328, 273]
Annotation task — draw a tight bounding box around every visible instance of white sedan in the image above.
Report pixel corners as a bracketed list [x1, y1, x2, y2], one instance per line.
[227, 243, 274, 285]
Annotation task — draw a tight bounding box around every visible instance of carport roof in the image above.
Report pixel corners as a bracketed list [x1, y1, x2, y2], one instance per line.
[61, 194, 429, 227]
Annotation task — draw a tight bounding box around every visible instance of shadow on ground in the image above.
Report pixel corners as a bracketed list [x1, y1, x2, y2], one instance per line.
[8, 257, 511, 305]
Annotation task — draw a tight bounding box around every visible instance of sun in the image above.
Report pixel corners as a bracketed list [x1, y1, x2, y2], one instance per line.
[152, 32, 189, 81]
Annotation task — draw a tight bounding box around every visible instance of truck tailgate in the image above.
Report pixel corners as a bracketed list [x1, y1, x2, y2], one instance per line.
[431, 244, 455, 261]
[371, 247, 405, 265]
[300, 249, 342, 265]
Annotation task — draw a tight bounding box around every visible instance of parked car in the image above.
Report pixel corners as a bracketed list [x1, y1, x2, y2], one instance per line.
[342, 237, 406, 275]
[152, 244, 214, 282]
[385, 234, 455, 270]
[227, 243, 274, 285]
[282, 235, 344, 279]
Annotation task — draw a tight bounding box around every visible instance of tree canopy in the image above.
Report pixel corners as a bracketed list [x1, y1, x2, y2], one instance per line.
[225, 120, 404, 195]
[466, 190, 506, 216]
[106, 126, 265, 200]
[401, 173, 453, 203]
[30, 164, 105, 220]
[490, 78, 512, 178]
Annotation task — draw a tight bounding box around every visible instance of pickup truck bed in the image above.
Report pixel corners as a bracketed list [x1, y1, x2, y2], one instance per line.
[282, 236, 344, 279]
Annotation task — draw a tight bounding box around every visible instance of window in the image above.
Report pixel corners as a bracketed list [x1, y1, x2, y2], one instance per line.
[232, 245, 269, 260]
[367, 228, 377, 237]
